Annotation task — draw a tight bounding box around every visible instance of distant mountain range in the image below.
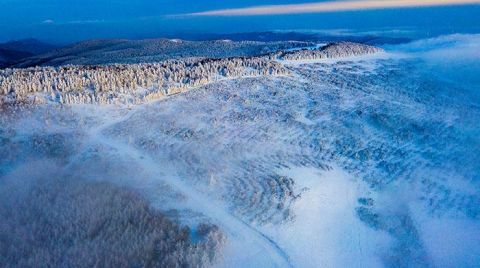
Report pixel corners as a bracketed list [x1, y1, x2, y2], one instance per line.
[188, 31, 411, 45]
[0, 39, 58, 68]
[11, 39, 312, 68]
[1, 32, 410, 69]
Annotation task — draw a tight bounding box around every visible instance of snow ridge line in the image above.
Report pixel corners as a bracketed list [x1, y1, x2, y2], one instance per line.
[0, 42, 382, 106]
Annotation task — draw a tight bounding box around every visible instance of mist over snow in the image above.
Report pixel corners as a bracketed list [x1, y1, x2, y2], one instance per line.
[386, 34, 480, 92]
[1, 34, 479, 267]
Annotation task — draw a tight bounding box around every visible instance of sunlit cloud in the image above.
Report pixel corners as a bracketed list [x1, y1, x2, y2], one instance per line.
[189, 0, 480, 16]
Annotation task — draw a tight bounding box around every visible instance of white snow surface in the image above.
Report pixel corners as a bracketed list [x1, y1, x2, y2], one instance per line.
[261, 166, 391, 268]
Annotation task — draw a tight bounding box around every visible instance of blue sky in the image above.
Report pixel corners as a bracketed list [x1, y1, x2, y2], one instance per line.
[1, 0, 479, 43]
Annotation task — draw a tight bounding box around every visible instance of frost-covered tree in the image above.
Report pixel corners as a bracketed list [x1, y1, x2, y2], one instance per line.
[0, 42, 382, 105]
[0, 176, 225, 268]
[0, 57, 289, 105]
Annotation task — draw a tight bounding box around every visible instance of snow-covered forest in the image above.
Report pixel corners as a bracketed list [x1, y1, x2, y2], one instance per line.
[0, 57, 288, 105]
[0, 42, 381, 105]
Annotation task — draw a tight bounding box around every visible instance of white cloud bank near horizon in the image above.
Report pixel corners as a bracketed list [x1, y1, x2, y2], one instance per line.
[189, 0, 480, 16]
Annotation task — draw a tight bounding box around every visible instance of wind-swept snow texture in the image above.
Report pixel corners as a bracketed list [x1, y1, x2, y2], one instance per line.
[1, 34, 479, 267]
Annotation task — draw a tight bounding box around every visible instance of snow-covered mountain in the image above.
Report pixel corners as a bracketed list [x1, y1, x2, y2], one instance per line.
[1, 35, 479, 267]
[12, 39, 313, 68]
[1, 42, 381, 105]
[2, 31, 408, 69]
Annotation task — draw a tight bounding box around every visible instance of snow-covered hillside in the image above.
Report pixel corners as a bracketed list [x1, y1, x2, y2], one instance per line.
[0, 42, 381, 105]
[1, 35, 479, 267]
[12, 39, 313, 68]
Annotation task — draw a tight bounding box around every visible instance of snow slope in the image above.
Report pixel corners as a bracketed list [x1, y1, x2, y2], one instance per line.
[1, 34, 479, 267]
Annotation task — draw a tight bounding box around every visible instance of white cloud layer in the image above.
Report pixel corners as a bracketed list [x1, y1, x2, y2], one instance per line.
[189, 0, 480, 16]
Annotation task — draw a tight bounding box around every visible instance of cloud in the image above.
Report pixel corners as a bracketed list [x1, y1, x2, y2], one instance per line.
[188, 0, 480, 16]
[41, 19, 55, 24]
[40, 19, 106, 26]
[389, 34, 480, 89]
[392, 33, 480, 60]
[274, 27, 417, 36]
[64, 19, 105, 25]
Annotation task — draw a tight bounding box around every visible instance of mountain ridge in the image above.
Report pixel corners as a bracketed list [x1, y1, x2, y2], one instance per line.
[0, 39, 58, 68]
[1, 42, 383, 106]
[12, 39, 313, 68]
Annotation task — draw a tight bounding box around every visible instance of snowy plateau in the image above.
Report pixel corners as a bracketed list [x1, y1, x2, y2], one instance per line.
[0, 35, 479, 267]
